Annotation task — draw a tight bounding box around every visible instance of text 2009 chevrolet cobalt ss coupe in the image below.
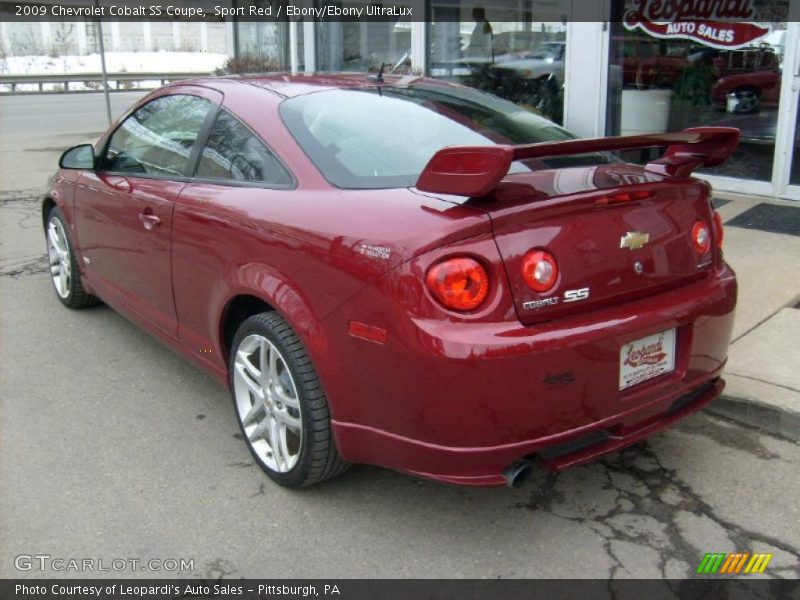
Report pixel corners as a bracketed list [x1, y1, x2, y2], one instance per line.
[45, 74, 738, 487]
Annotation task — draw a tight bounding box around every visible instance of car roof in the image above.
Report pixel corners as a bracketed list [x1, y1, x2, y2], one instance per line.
[179, 72, 457, 99]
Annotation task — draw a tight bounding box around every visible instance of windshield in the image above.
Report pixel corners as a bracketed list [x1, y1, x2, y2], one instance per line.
[280, 84, 613, 189]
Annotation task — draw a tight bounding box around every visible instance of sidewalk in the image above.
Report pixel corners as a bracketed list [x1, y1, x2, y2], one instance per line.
[706, 192, 800, 441]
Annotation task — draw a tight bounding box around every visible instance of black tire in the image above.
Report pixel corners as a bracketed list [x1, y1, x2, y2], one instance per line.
[229, 311, 349, 487]
[45, 206, 100, 309]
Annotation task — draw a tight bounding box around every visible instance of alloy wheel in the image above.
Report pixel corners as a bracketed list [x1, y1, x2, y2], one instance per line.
[47, 217, 72, 299]
[233, 334, 303, 473]
[733, 89, 758, 114]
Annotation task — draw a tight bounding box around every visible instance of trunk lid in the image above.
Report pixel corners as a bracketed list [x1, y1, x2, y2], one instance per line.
[475, 164, 717, 325]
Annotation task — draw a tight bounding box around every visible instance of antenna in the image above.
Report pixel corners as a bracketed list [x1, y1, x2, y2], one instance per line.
[370, 63, 386, 83]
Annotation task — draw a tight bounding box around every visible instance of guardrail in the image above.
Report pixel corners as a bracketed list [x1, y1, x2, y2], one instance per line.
[0, 72, 211, 94]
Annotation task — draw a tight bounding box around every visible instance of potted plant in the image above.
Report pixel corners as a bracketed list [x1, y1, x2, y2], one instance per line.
[669, 60, 716, 130]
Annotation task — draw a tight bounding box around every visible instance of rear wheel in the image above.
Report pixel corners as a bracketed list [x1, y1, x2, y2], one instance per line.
[229, 312, 349, 487]
[46, 206, 99, 309]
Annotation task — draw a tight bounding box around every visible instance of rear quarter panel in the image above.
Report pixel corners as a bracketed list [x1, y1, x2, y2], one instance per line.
[171, 184, 490, 387]
[171, 84, 490, 389]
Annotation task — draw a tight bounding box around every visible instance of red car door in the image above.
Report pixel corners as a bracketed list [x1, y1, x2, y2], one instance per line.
[169, 108, 297, 364]
[75, 89, 220, 338]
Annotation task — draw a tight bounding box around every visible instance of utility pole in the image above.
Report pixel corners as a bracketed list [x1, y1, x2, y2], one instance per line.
[95, 0, 112, 126]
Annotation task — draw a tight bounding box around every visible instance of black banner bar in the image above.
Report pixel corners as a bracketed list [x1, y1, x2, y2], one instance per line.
[0, 0, 797, 23]
[2, 579, 799, 600]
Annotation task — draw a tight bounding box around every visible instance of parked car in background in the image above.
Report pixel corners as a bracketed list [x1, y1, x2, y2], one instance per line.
[492, 31, 542, 58]
[708, 47, 782, 113]
[45, 74, 738, 489]
[492, 41, 566, 83]
[711, 70, 781, 113]
[613, 35, 782, 113]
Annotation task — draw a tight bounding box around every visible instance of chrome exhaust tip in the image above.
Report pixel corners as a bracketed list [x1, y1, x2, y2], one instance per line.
[502, 459, 535, 487]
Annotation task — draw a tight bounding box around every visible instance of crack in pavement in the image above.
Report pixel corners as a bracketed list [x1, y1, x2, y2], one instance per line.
[514, 421, 800, 582]
[0, 189, 44, 204]
[1, 189, 44, 227]
[1, 189, 48, 278]
[0, 254, 49, 278]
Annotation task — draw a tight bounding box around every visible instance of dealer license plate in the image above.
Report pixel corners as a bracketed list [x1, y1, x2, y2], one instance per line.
[619, 329, 676, 390]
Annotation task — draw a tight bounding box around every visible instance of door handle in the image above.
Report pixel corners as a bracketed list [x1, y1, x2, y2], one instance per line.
[139, 210, 161, 231]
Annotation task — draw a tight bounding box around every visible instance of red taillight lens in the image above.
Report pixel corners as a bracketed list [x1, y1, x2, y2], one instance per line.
[692, 221, 711, 255]
[521, 250, 558, 292]
[712, 211, 724, 249]
[595, 189, 656, 206]
[426, 257, 490, 311]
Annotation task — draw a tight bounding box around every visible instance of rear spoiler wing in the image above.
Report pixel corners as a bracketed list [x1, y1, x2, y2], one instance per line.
[416, 127, 740, 197]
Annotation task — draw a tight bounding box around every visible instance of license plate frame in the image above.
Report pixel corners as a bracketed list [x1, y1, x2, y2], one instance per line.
[619, 329, 676, 390]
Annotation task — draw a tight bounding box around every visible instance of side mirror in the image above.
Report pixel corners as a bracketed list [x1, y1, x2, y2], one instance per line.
[59, 144, 95, 170]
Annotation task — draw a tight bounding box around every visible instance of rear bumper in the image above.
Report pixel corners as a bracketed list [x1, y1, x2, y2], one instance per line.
[329, 264, 736, 486]
[336, 377, 723, 486]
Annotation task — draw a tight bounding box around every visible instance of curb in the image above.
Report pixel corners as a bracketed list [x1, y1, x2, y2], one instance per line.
[705, 394, 800, 443]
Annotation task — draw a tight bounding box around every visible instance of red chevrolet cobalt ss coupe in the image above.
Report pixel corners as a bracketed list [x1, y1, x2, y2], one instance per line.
[45, 74, 738, 488]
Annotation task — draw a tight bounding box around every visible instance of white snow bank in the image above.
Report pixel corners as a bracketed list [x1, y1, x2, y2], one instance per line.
[0, 50, 229, 75]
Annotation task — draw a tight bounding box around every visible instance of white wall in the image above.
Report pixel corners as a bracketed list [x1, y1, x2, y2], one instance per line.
[562, 1, 610, 138]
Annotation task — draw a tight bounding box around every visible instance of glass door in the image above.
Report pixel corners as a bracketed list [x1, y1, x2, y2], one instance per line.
[779, 21, 800, 200]
[605, 0, 790, 190]
[599, 0, 800, 200]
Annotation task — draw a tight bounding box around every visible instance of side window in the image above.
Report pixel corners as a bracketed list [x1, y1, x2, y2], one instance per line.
[102, 94, 212, 177]
[196, 110, 292, 185]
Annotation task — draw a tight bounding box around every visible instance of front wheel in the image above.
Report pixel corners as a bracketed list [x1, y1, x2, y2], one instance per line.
[46, 206, 99, 309]
[229, 312, 349, 487]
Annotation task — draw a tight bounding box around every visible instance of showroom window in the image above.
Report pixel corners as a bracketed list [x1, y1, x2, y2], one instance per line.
[606, 0, 790, 182]
[427, 0, 569, 124]
[235, 21, 290, 69]
[229, 1, 296, 71]
[315, 1, 415, 73]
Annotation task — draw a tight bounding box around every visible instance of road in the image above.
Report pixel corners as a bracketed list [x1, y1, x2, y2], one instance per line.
[0, 92, 147, 189]
[1, 93, 799, 580]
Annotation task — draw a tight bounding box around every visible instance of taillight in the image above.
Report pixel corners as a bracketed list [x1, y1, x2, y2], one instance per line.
[712, 211, 724, 249]
[426, 257, 490, 312]
[521, 250, 558, 292]
[595, 189, 655, 206]
[692, 221, 711, 255]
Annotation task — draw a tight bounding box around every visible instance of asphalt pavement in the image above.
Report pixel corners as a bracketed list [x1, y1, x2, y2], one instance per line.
[1, 93, 799, 580]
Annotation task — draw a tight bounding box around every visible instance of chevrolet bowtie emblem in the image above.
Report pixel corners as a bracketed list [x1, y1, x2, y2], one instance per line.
[620, 231, 650, 250]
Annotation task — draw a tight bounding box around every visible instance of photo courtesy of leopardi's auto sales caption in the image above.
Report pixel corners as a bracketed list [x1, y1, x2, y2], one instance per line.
[13, 583, 341, 598]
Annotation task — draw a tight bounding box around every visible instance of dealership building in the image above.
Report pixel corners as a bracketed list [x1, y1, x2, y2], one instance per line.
[3, 0, 799, 200]
[228, 0, 800, 201]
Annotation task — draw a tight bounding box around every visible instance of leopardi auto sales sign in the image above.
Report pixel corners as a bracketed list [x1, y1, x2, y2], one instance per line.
[624, 0, 770, 49]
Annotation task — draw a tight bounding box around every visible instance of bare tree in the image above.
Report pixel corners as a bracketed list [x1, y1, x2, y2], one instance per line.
[50, 23, 76, 58]
[10, 32, 46, 73]
[0, 42, 8, 75]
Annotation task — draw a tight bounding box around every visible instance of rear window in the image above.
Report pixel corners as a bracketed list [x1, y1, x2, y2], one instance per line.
[280, 85, 613, 189]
